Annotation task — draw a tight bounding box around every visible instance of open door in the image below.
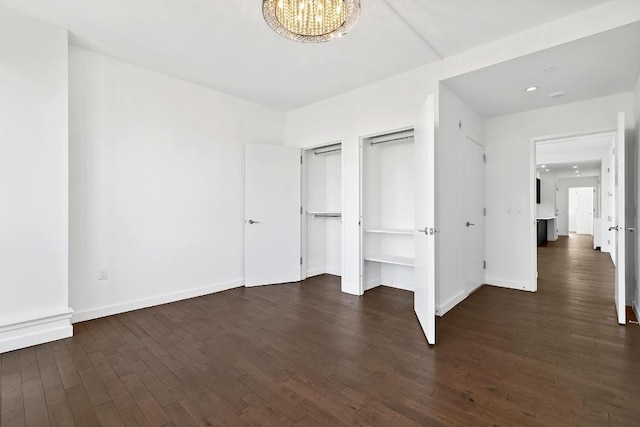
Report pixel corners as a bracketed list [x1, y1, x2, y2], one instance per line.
[612, 113, 627, 324]
[414, 95, 436, 344]
[245, 143, 301, 287]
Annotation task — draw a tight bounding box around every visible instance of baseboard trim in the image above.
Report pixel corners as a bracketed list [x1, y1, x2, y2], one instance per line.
[305, 268, 325, 278]
[306, 267, 342, 278]
[72, 279, 243, 324]
[436, 290, 465, 317]
[485, 277, 533, 292]
[0, 309, 73, 354]
[382, 280, 414, 292]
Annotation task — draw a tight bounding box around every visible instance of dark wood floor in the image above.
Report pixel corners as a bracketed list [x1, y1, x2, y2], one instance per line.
[2, 234, 639, 426]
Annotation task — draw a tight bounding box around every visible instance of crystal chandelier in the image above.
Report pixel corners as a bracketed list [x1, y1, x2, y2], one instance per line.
[263, 0, 361, 43]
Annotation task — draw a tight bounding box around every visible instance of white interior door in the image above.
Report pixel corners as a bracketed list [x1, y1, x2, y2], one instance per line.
[245, 143, 301, 287]
[414, 95, 436, 344]
[463, 137, 485, 293]
[568, 189, 578, 232]
[575, 187, 593, 235]
[613, 113, 626, 324]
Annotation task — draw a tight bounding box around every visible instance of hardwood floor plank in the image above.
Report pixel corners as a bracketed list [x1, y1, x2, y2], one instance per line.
[1, 371, 23, 416]
[2, 234, 638, 425]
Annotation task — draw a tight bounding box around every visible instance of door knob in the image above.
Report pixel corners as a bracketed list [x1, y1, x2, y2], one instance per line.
[609, 225, 620, 231]
[248, 219, 260, 224]
[465, 221, 475, 227]
[418, 228, 428, 235]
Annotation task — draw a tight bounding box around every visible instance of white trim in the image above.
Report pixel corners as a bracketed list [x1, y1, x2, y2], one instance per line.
[485, 277, 533, 292]
[325, 267, 341, 276]
[633, 300, 639, 324]
[72, 279, 243, 323]
[436, 284, 483, 317]
[382, 280, 414, 292]
[436, 290, 466, 317]
[0, 309, 73, 354]
[305, 268, 326, 278]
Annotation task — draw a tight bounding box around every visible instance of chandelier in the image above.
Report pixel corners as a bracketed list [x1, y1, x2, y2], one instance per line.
[263, 0, 361, 43]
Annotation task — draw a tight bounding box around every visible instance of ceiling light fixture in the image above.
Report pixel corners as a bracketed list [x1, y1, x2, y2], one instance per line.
[546, 169, 550, 172]
[263, 0, 361, 43]
[573, 165, 578, 168]
[525, 86, 538, 92]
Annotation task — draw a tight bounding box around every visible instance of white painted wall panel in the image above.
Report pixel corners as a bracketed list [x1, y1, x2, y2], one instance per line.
[69, 47, 284, 321]
[0, 6, 71, 352]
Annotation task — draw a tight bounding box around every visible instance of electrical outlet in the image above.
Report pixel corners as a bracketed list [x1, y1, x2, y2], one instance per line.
[98, 268, 109, 280]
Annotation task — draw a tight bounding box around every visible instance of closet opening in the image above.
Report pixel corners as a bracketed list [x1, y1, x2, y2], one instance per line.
[301, 142, 343, 282]
[360, 128, 415, 294]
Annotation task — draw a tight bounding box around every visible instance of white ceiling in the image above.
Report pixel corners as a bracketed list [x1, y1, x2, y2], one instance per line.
[0, 0, 610, 111]
[537, 160, 601, 178]
[443, 21, 640, 118]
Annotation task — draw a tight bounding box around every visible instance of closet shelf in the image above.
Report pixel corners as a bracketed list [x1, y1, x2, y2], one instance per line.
[364, 254, 414, 267]
[307, 211, 341, 218]
[364, 228, 413, 235]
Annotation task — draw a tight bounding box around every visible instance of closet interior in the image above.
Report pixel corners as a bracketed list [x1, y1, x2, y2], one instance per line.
[303, 142, 342, 279]
[361, 129, 415, 292]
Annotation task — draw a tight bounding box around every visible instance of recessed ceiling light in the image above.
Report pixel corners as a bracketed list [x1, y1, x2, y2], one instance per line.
[575, 170, 580, 173]
[525, 86, 538, 92]
[549, 91, 566, 99]
[573, 165, 578, 168]
[540, 164, 546, 168]
[545, 169, 550, 172]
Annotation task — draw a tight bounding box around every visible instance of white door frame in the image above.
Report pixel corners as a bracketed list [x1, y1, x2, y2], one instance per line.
[530, 129, 615, 291]
[300, 140, 345, 283]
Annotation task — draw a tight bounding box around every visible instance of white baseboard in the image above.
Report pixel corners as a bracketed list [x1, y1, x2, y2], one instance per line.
[305, 268, 326, 278]
[382, 280, 414, 292]
[325, 266, 341, 276]
[0, 309, 73, 354]
[485, 277, 533, 292]
[436, 284, 484, 317]
[364, 279, 381, 292]
[436, 290, 466, 317]
[634, 300, 639, 324]
[306, 267, 342, 278]
[72, 279, 243, 324]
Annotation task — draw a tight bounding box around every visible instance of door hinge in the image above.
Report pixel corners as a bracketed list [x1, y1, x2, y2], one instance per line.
[483, 207, 486, 216]
[300, 155, 303, 164]
[300, 257, 303, 265]
[483, 154, 486, 163]
[483, 261, 486, 270]
[300, 206, 303, 214]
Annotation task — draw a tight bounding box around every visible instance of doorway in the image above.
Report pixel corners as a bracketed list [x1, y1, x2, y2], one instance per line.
[531, 121, 630, 325]
[568, 187, 594, 235]
[302, 142, 343, 281]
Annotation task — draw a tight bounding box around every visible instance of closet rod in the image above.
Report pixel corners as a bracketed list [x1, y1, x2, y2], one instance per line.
[369, 135, 414, 146]
[314, 147, 342, 155]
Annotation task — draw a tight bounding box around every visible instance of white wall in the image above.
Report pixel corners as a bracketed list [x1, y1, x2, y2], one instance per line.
[0, 7, 72, 353]
[484, 93, 635, 291]
[69, 47, 285, 322]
